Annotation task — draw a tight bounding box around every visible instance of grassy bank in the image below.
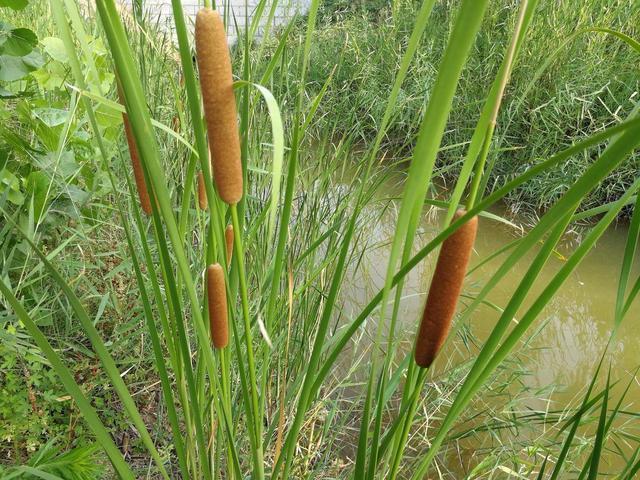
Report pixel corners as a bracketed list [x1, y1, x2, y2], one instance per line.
[261, 0, 639, 218]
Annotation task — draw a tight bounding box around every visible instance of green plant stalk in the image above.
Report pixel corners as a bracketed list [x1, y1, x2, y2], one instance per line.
[179, 152, 198, 238]
[264, 0, 321, 336]
[387, 368, 428, 479]
[121, 173, 190, 478]
[275, 0, 438, 473]
[49, 2, 195, 473]
[371, 198, 423, 477]
[361, 195, 422, 477]
[230, 204, 265, 479]
[466, 123, 495, 210]
[262, 4, 322, 475]
[549, 353, 608, 480]
[444, 0, 536, 219]
[615, 191, 640, 325]
[465, 0, 531, 210]
[94, 7, 221, 472]
[580, 365, 637, 479]
[148, 199, 210, 477]
[61, 0, 104, 95]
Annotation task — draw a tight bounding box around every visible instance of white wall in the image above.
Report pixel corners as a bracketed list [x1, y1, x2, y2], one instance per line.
[123, 0, 310, 42]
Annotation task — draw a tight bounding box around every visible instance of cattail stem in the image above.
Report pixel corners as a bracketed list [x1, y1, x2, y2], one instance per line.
[225, 224, 234, 266]
[118, 87, 153, 216]
[207, 264, 228, 349]
[195, 8, 243, 205]
[414, 210, 478, 368]
[197, 171, 208, 210]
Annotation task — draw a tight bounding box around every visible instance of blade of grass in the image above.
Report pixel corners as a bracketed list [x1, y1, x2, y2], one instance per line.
[586, 367, 611, 480]
[615, 191, 640, 326]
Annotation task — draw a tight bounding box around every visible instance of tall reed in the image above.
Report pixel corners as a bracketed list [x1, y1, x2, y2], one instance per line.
[207, 263, 228, 349]
[414, 210, 478, 367]
[117, 87, 152, 215]
[195, 8, 243, 205]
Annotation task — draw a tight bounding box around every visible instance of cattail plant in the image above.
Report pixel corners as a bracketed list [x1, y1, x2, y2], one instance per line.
[195, 8, 243, 205]
[207, 263, 228, 349]
[225, 224, 234, 265]
[197, 171, 208, 210]
[414, 210, 478, 368]
[117, 87, 153, 216]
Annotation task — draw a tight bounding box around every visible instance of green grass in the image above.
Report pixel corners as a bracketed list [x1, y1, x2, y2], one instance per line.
[0, 0, 639, 478]
[263, 0, 640, 219]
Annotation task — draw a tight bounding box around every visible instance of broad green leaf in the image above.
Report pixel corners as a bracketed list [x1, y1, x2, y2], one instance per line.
[0, 49, 44, 81]
[0, 168, 24, 205]
[41, 36, 68, 63]
[0, 0, 29, 11]
[26, 171, 49, 222]
[32, 107, 69, 127]
[0, 24, 37, 56]
[31, 60, 68, 90]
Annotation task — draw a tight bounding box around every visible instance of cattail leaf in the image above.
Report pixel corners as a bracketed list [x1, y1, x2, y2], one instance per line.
[234, 80, 284, 248]
[67, 86, 198, 155]
[615, 192, 640, 326]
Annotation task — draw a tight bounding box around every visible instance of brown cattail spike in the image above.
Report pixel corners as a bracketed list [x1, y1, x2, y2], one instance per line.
[414, 210, 478, 368]
[197, 171, 208, 210]
[207, 264, 228, 349]
[225, 224, 234, 266]
[195, 8, 243, 205]
[118, 88, 153, 216]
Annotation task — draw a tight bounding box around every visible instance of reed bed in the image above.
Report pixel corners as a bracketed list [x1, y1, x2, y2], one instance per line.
[1, 0, 639, 479]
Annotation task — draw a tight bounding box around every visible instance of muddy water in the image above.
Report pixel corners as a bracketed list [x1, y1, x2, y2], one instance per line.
[340, 192, 640, 474]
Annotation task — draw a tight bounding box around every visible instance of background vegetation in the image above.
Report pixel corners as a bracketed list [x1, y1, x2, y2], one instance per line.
[264, 0, 639, 218]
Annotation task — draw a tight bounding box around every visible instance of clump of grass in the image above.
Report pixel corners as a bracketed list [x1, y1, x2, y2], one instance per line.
[195, 8, 243, 205]
[415, 210, 478, 368]
[264, 0, 639, 219]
